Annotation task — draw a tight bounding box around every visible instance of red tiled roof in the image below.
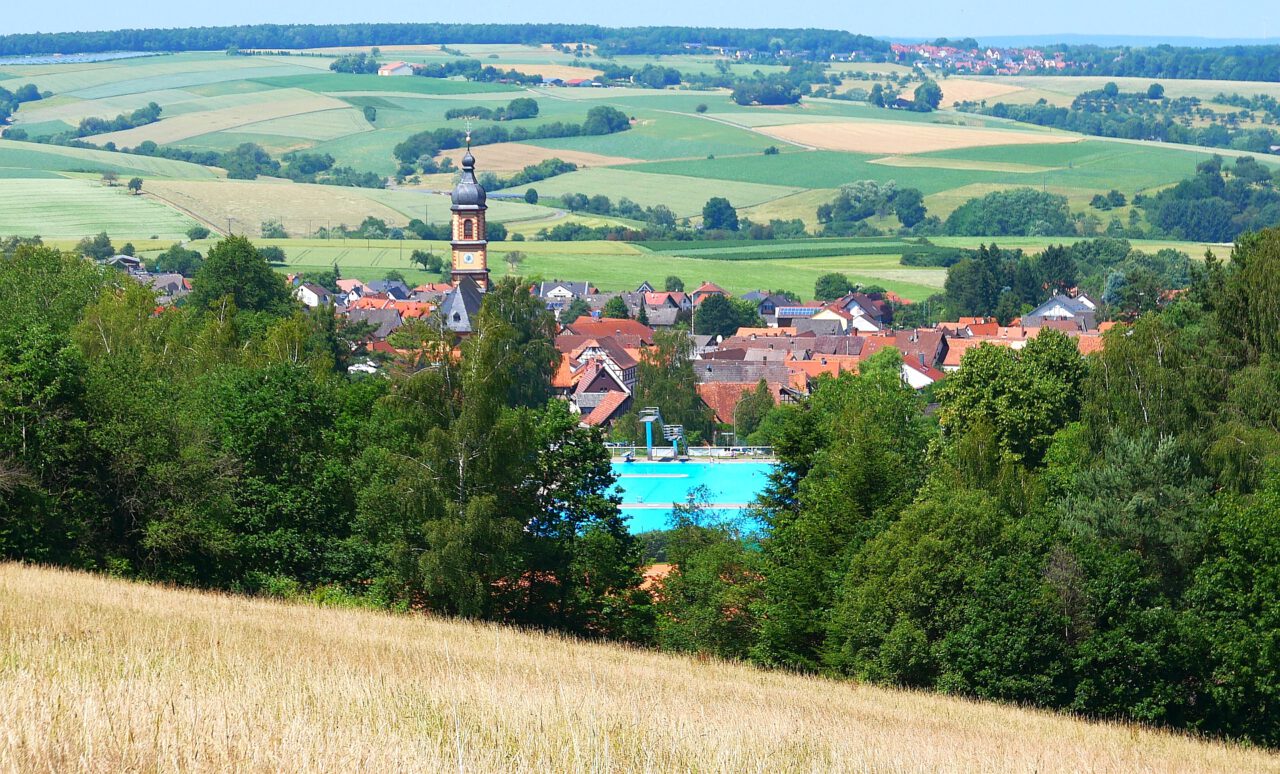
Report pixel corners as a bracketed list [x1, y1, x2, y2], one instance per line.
[941, 337, 1016, 368]
[1076, 334, 1105, 356]
[902, 353, 946, 382]
[787, 354, 863, 379]
[644, 291, 689, 308]
[569, 337, 638, 371]
[582, 391, 629, 427]
[695, 381, 780, 424]
[391, 300, 433, 319]
[564, 317, 655, 345]
[552, 354, 579, 389]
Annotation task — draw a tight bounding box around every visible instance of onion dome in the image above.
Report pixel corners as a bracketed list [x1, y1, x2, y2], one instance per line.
[451, 146, 486, 208]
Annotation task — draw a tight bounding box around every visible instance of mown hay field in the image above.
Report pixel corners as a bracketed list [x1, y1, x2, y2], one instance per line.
[142, 179, 411, 236]
[1, 563, 1274, 774]
[968, 74, 1280, 104]
[85, 92, 351, 146]
[499, 167, 805, 217]
[437, 141, 639, 172]
[756, 119, 1079, 155]
[0, 139, 220, 179]
[0, 53, 308, 96]
[0, 178, 196, 238]
[532, 110, 788, 160]
[937, 77, 1030, 106]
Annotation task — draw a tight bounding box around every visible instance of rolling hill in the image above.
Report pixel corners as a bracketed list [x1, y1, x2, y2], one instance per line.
[0, 562, 1273, 773]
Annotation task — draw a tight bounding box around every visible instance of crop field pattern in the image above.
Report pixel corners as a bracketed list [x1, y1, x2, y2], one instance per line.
[0, 51, 1263, 284]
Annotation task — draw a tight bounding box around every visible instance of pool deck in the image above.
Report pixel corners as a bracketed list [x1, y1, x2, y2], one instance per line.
[610, 457, 779, 464]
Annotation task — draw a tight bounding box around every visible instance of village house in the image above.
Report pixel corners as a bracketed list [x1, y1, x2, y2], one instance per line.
[364, 278, 412, 300]
[377, 61, 415, 77]
[534, 280, 596, 318]
[294, 282, 334, 308]
[1023, 293, 1099, 331]
[144, 273, 190, 305]
[562, 315, 657, 346]
[690, 281, 728, 306]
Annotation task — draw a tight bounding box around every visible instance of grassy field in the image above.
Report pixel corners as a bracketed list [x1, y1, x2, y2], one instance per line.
[961, 74, 1280, 107]
[2, 563, 1273, 773]
[0, 139, 220, 179]
[4, 54, 1278, 250]
[168, 236, 949, 300]
[499, 167, 806, 217]
[0, 179, 196, 238]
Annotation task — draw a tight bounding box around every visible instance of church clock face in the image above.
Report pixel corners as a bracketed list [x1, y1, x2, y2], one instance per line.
[462, 252, 475, 264]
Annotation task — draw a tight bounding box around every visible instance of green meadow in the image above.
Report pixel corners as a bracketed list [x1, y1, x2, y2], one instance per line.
[0, 179, 195, 238]
[157, 236, 949, 300]
[0, 48, 1257, 295]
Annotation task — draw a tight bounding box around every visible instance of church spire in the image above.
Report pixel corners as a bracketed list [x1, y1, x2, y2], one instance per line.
[450, 140, 488, 289]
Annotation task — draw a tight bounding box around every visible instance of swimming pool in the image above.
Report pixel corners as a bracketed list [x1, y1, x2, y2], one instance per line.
[611, 460, 773, 533]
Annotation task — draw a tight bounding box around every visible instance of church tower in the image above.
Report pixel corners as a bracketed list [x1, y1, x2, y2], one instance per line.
[450, 137, 489, 290]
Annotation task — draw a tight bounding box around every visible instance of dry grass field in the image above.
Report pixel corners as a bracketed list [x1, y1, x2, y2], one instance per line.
[1, 563, 1275, 774]
[143, 178, 409, 235]
[497, 63, 605, 80]
[85, 91, 349, 146]
[757, 120, 1079, 155]
[437, 141, 638, 172]
[937, 78, 1029, 106]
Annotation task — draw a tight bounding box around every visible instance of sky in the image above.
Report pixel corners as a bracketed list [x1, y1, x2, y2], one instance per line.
[2, 0, 1275, 42]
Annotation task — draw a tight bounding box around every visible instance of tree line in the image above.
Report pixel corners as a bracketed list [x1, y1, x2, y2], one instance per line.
[0, 82, 45, 125]
[0, 24, 888, 60]
[392, 105, 630, 175]
[0, 237, 649, 637]
[1042, 42, 1280, 83]
[4, 229, 1280, 745]
[652, 228, 1280, 746]
[957, 82, 1280, 155]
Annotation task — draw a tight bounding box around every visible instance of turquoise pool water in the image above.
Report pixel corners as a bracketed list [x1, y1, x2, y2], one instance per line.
[611, 461, 773, 533]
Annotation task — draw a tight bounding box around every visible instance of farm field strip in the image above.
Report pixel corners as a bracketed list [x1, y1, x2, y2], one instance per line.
[65, 64, 321, 101]
[756, 120, 1081, 155]
[967, 74, 1280, 103]
[497, 167, 805, 217]
[435, 142, 640, 172]
[869, 154, 1057, 173]
[84, 92, 352, 146]
[0, 54, 301, 95]
[0, 139, 220, 179]
[206, 237, 946, 299]
[142, 179, 412, 236]
[0, 178, 195, 238]
[234, 107, 374, 142]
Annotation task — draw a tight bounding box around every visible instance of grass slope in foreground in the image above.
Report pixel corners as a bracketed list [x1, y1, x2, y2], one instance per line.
[0, 563, 1270, 773]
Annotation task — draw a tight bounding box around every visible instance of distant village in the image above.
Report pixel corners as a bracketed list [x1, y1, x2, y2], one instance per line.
[104, 251, 1104, 440]
[887, 42, 1073, 74]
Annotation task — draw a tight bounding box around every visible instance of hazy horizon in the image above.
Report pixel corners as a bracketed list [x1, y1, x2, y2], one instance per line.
[3, 0, 1276, 43]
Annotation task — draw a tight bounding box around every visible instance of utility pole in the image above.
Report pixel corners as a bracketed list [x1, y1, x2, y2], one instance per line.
[226, 216, 232, 236]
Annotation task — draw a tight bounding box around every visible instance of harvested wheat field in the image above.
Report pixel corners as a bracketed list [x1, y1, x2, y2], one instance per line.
[84, 91, 348, 146]
[499, 63, 605, 80]
[144, 178, 406, 235]
[939, 78, 1029, 106]
[759, 120, 1079, 155]
[1, 563, 1274, 774]
[440, 141, 638, 172]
